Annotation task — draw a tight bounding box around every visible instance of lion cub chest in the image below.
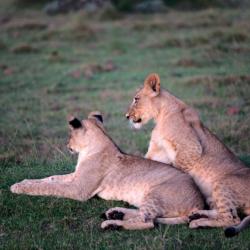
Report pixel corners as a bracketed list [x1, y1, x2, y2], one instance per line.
[151, 129, 177, 164]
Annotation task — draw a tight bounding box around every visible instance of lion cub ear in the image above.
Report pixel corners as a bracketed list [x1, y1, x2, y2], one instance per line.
[144, 73, 161, 97]
[67, 115, 83, 129]
[88, 111, 103, 123]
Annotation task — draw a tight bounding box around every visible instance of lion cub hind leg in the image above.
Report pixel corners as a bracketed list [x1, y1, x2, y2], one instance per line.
[189, 214, 241, 229]
[190, 183, 242, 228]
[189, 206, 240, 228]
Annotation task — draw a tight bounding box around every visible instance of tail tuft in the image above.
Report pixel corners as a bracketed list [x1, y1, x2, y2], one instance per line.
[224, 227, 238, 238]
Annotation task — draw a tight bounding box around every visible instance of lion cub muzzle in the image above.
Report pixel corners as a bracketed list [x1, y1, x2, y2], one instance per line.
[126, 112, 143, 130]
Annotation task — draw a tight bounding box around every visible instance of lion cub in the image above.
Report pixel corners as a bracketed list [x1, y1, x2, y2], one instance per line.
[126, 73, 250, 236]
[11, 112, 204, 230]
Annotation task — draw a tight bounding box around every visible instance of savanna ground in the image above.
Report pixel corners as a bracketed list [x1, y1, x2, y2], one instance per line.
[0, 1, 250, 249]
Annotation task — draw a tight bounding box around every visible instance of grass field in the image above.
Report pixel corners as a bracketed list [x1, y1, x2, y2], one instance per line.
[0, 1, 250, 249]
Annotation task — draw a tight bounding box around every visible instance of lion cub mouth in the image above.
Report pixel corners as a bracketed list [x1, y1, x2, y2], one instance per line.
[129, 119, 142, 130]
[133, 118, 142, 123]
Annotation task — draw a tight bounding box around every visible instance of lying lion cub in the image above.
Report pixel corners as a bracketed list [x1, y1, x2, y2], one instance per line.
[126, 73, 250, 236]
[11, 112, 204, 230]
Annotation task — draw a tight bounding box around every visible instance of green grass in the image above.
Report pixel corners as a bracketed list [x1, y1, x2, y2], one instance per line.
[0, 1, 250, 249]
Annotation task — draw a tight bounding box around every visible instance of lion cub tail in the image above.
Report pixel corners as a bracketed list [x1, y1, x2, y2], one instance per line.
[224, 215, 250, 237]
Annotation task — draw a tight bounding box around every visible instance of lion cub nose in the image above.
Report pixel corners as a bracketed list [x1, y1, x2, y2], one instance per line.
[125, 113, 130, 119]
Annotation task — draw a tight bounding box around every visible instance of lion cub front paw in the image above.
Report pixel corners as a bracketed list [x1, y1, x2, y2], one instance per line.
[101, 208, 125, 220]
[10, 183, 23, 194]
[106, 211, 125, 220]
[10, 180, 29, 194]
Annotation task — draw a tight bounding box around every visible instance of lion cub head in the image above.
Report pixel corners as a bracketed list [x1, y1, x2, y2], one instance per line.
[126, 73, 161, 129]
[67, 111, 104, 154]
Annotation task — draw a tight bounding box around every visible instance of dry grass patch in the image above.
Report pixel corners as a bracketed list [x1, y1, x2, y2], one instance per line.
[182, 75, 250, 87]
[175, 58, 202, 67]
[0, 40, 7, 50]
[189, 96, 223, 109]
[99, 89, 134, 102]
[10, 43, 39, 53]
[147, 35, 210, 49]
[70, 61, 117, 79]
[42, 23, 95, 41]
[129, 9, 232, 31]
[48, 51, 66, 63]
[207, 115, 250, 155]
[2, 19, 48, 31]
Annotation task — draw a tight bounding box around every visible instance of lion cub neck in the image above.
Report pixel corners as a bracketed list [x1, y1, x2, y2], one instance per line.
[76, 122, 120, 167]
[149, 89, 187, 127]
[152, 90, 186, 122]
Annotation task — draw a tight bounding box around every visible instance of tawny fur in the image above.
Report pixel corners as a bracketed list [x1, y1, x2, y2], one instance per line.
[126, 73, 250, 234]
[10, 112, 204, 230]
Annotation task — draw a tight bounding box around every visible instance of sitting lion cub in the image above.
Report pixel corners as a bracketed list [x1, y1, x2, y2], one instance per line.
[11, 112, 204, 230]
[126, 73, 250, 236]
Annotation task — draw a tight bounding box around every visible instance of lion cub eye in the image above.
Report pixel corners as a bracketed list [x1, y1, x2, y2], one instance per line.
[134, 97, 140, 103]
